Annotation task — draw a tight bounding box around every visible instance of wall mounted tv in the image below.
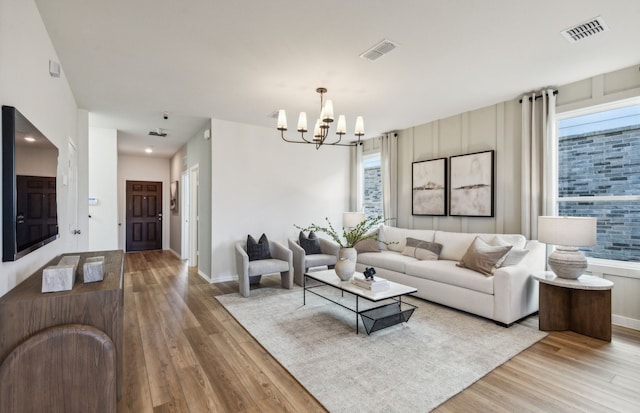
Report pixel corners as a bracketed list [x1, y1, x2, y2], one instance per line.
[2, 105, 59, 261]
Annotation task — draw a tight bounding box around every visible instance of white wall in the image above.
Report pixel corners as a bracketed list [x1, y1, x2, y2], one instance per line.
[88, 127, 118, 251]
[117, 155, 171, 251]
[0, 0, 80, 297]
[210, 119, 351, 282]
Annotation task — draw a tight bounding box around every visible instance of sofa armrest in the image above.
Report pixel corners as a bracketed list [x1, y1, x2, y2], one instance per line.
[493, 264, 539, 325]
[319, 238, 340, 258]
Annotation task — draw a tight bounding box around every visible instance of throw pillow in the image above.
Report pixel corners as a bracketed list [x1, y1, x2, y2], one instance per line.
[489, 236, 530, 267]
[247, 233, 271, 261]
[457, 236, 512, 275]
[354, 238, 381, 253]
[299, 231, 322, 255]
[401, 237, 443, 261]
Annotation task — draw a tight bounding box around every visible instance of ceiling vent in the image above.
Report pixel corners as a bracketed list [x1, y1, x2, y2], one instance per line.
[359, 38, 399, 61]
[148, 128, 167, 137]
[561, 16, 609, 43]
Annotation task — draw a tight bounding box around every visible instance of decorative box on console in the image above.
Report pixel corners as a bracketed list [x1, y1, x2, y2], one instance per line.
[83, 256, 105, 283]
[41, 255, 80, 293]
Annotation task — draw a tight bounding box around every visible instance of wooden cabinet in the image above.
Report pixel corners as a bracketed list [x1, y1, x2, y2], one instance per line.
[0, 250, 124, 411]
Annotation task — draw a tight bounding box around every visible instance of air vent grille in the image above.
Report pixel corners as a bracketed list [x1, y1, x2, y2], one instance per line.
[360, 39, 399, 61]
[561, 16, 609, 43]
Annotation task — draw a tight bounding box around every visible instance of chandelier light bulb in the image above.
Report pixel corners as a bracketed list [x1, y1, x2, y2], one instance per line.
[277, 109, 287, 130]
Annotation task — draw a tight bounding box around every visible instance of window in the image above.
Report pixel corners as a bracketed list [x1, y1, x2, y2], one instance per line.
[362, 152, 383, 218]
[556, 102, 640, 262]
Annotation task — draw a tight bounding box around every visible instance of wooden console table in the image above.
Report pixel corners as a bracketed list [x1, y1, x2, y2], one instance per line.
[533, 271, 613, 342]
[0, 250, 124, 411]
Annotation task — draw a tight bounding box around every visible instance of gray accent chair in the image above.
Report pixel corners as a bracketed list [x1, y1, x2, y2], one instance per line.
[235, 239, 293, 297]
[288, 237, 340, 286]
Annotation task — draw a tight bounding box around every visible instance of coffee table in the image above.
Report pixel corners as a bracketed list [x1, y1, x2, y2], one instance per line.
[304, 269, 417, 334]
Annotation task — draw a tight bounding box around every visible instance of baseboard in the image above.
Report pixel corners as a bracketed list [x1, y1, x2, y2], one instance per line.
[197, 270, 212, 283]
[211, 274, 237, 283]
[167, 248, 182, 259]
[612, 314, 640, 331]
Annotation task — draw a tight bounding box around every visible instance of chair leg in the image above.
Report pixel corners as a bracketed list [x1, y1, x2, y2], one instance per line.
[249, 275, 262, 285]
[280, 270, 292, 290]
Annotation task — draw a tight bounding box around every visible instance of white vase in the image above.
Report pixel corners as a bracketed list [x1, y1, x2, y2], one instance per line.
[335, 247, 357, 281]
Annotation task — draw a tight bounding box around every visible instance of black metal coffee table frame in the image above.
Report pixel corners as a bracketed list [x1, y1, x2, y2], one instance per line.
[304, 270, 417, 335]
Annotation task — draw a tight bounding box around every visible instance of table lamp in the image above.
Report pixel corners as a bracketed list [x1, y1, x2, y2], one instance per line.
[343, 212, 366, 228]
[537, 216, 597, 279]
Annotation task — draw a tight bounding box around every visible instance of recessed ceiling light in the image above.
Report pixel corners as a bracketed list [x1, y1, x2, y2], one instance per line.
[24, 136, 35, 142]
[145, 147, 153, 154]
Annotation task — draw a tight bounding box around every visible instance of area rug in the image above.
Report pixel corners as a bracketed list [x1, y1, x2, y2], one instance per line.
[216, 285, 546, 412]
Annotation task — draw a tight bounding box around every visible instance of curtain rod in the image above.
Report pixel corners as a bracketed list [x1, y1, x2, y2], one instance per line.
[518, 89, 558, 103]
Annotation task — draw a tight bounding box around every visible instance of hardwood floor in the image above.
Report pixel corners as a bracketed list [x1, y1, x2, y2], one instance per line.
[118, 251, 640, 413]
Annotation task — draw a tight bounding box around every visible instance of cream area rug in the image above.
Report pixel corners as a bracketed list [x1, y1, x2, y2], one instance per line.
[216, 285, 546, 413]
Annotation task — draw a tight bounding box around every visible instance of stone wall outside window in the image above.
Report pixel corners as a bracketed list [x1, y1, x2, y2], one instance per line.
[558, 125, 640, 261]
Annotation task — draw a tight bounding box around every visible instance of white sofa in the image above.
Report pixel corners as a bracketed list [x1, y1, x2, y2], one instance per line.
[355, 225, 545, 326]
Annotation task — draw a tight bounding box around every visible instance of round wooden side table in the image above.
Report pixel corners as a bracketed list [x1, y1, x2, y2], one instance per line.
[533, 271, 614, 342]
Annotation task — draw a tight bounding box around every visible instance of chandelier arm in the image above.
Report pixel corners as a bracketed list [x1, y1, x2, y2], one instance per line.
[281, 130, 312, 144]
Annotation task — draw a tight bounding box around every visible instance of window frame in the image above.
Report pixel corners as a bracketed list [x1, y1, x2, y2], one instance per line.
[553, 96, 640, 269]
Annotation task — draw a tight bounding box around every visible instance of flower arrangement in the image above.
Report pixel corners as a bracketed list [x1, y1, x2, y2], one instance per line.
[295, 215, 387, 248]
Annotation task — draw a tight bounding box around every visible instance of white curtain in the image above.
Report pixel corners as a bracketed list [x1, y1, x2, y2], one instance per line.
[380, 132, 398, 225]
[350, 142, 363, 212]
[521, 89, 557, 239]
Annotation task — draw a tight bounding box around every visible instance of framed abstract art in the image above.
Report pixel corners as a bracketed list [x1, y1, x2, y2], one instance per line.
[449, 150, 494, 217]
[412, 157, 447, 216]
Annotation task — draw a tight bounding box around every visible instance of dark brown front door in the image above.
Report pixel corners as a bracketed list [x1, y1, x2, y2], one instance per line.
[126, 181, 162, 252]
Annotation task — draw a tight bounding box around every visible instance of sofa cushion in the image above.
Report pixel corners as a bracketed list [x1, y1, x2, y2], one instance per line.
[433, 232, 477, 261]
[401, 238, 442, 260]
[405, 260, 494, 295]
[247, 234, 271, 261]
[354, 238, 381, 253]
[489, 235, 529, 267]
[378, 225, 436, 252]
[457, 237, 512, 275]
[357, 251, 417, 273]
[305, 253, 338, 268]
[299, 231, 322, 255]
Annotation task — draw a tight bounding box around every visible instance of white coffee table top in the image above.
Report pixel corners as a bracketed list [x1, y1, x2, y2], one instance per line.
[306, 269, 417, 301]
[533, 271, 613, 291]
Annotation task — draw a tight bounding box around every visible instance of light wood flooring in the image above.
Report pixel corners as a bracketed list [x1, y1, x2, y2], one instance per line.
[118, 251, 640, 413]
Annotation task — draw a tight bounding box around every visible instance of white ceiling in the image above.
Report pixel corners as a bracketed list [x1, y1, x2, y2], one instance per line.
[34, 0, 640, 158]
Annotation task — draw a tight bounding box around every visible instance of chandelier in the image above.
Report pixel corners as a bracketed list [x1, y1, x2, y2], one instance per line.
[277, 87, 364, 149]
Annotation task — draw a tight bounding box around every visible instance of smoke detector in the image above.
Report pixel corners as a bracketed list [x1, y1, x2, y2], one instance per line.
[148, 128, 167, 137]
[561, 16, 609, 43]
[359, 38, 399, 61]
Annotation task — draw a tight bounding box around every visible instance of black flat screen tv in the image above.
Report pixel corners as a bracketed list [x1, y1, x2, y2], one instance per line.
[2, 105, 59, 261]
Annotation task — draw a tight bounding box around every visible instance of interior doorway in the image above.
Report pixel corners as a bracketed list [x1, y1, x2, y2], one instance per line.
[125, 180, 163, 252]
[180, 171, 189, 260]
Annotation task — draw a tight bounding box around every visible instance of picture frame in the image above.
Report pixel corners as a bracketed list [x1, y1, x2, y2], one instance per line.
[170, 181, 179, 214]
[449, 150, 494, 217]
[412, 157, 447, 216]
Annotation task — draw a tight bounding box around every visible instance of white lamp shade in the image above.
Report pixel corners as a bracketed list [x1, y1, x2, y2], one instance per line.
[313, 119, 322, 141]
[354, 116, 364, 135]
[537, 216, 597, 247]
[343, 212, 366, 228]
[297, 112, 308, 132]
[336, 115, 346, 134]
[277, 109, 287, 130]
[321, 100, 334, 122]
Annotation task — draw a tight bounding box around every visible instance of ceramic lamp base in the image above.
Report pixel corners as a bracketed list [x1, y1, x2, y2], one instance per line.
[548, 246, 588, 279]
